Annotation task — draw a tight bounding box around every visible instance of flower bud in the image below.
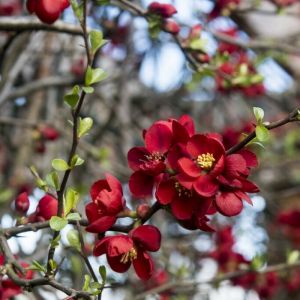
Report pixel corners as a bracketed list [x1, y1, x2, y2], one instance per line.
[163, 19, 180, 35]
[40, 126, 59, 141]
[136, 203, 150, 219]
[148, 2, 177, 18]
[15, 192, 30, 214]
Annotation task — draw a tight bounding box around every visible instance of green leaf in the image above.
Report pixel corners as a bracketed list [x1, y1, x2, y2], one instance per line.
[64, 94, 80, 108]
[46, 171, 60, 190]
[99, 265, 106, 283]
[85, 66, 107, 86]
[49, 216, 68, 231]
[49, 259, 57, 271]
[28, 260, 47, 273]
[189, 39, 207, 51]
[67, 229, 81, 251]
[83, 274, 91, 291]
[36, 178, 48, 192]
[239, 63, 248, 76]
[78, 117, 93, 138]
[255, 125, 270, 142]
[251, 254, 266, 270]
[66, 212, 81, 221]
[52, 159, 70, 172]
[253, 107, 264, 123]
[70, 0, 83, 20]
[70, 154, 85, 168]
[65, 188, 80, 215]
[89, 30, 107, 54]
[82, 86, 94, 94]
[90, 282, 102, 289]
[287, 250, 300, 264]
[50, 234, 61, 248]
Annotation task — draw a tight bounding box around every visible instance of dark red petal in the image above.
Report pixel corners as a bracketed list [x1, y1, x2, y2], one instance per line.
[107, 235, 133, 256]
[107, 254, 131, 273]
[86, 216, 116, 233]
[193, 176, 218, 197]
[207, 132, 223, 143]
[225, 154, 248, 178]
[97, 190, 124, 215]
[171, 195, 196, 220]
[241, 179, 259, 193]
[178, 115, 195, 136]
[210, 155, 225, 177]
[131, 225, 161, 252]
[215, 192, 243, 216]
[145, 123, 173, 154]
[93, 236, 111, 256]
[36, 0, 62, 24]
[26, 0, 36, 13]
[90, 179, 110, 200]
[133, 251, 154, 280]
[172, 120, 189, 144]
[178, 157, 199, 178]
[106, 173, 123, 193]
[235, 191, 253, 205]
[176, 173, 194, 190]
[167, 145, 185, 171]
[238, 149, 258, 168]
[196, 216, 215, 232]
[187, 134, 225, 159]
[156, 179, 176, 205]
[127, 147, 150, 171]
[129, 171, 154, 198]
[85, 202, 101, 223]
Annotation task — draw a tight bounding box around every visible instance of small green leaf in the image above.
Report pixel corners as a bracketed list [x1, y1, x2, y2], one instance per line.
[36, 178, 48, 192]
[82, 86, 94, 94]
[89, 30, 107, 54]
[70, 0, 83, 20]
[253, 107, 264, 123]
[70, 154, 85, 168]
[28, 260, 47, 273]
[50, 234, 61, 248]
[85, 66, 107, 86]
[49, 259, 57, 271]
[65, 188, 80, 215]
[239, 63, 248, 76]
[49, 216, 68, 231]
[78, 117, 93, 138]
[66, 212, 81, 221]
[64, 94, 80, 108]
[287, 250, 300, 264]
[99, 265, 106, 283]
[83, 274, 91, 291]
[251, 254, 265, 270]
[189, 39, 207, 51]
[52, 159, 70, 172]
[90, 282, 102, 289]
[46, 171, 60, 190]
[67, 229, 81, 251]
[255, 125, 269, 142]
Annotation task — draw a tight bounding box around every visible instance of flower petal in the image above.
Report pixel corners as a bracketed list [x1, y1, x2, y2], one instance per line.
[178, 114, 195, 136]
[178, 157, 199, 178]
[172, 120, 189, 144]
[133, 251, 154, 280]
[193, 176, 219, 197]
[85, 202, 101, 223]
[127, 147, 150, 171]
[215, 192, 243, 216]
[90, 179, 110, 200]
[225, 154, 248, 178]
[238, 149, 258, 168]
[171, 196, 197, 220]
[129, 171, 154, 198]
[107, 235, 134, 257]
[86, 215, 117, 233]
[145, 123, 173, 153]
[97, 190, 124, 215]
[93, 236, 111, 256]
[107, 254, 131, 273]
[131, 225, 161, 252]
[156, 179, 176, 205]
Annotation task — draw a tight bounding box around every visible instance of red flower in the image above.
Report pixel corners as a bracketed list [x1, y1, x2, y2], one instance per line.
[86, 174, 125, 233]
[209, 0, 240, 19]
[94, 225, 161, 280]
[29, 194, 58, 222]
[177, 134, 226, 197]
[148, 2, 177, 18]
[15, 192, 30, 214]
[218, 28, 241, 54]
[163, 19, 180, 35]
[26, 0, 70, 24]
[0, 0, 21, 16]
[40, 126, 60, 141]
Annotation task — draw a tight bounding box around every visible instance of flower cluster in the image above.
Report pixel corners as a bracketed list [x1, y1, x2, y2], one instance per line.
[147, 2, 180, 35]
[0, 256, 33, 300]
[93, 225, 161, 280]
[128, 115, 259, 229]
[210, 227, 280, 299]
[209, 0, 240, 19]
[26, 0, 70, 24]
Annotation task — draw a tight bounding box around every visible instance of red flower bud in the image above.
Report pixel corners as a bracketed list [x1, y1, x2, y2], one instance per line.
[163, 19, 180, 35]
[15, 192, 30, 214]
[136, 203, 150, 219]
[148, 2, 177, 18]
[29, 194, 58, 222]
[26, 0, 70, 24]
[40, 126, 59, 141]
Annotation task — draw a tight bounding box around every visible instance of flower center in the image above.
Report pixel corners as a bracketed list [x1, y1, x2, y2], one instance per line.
[120, 247, 138, 264]
[145, 152, 164, 162]
[196, 153, 215, 171]
[174, 182, 192, 198]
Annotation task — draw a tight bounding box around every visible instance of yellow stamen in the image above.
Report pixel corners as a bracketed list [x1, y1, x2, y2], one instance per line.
[196, 153, 215, 171]
[174, 182, 192, 198]
[120, 247, 138, 264]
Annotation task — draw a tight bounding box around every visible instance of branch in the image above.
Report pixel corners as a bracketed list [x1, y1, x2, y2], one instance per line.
[0, 17, 83, 35]
[226, 107, 300, 155]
